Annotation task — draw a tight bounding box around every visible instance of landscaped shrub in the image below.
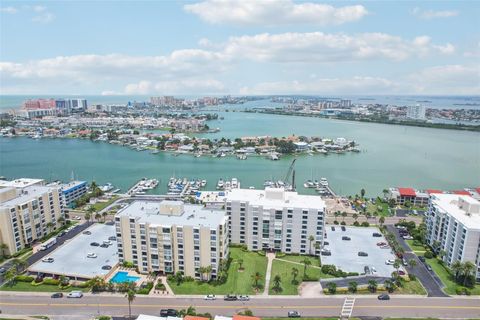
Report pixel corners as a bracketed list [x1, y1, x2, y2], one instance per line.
[43, 278, 60, 285]
[167, 275, 175, 282]
[122, 261, 135, 268]
[137, 281, 154, 295]
[340, 221, 346, 225]
[31, 280, 43, 286]
[361, 221, 370, 227]
[333, 220, 339, 225]
[155, 282, 166, 291]
[15, 275, 34, 282]
[75, 282, 89, 288]
[276, 252, 286, 258]
[184, 276, 194, 282]
[257, 250, 266, 256]
[424, 251, 434, 259]
[353, 221, 360, 226]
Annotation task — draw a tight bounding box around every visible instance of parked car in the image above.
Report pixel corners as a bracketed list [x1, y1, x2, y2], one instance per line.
[204, 294, 216, 300]
[58, 231, 66, 237]
[42, 257, 54, 263]
[331, 226, 335, 231]
[426, 265, 432, 271]
[372, 232, 382, 237]
[398, 270, 406, 276]
[160, 309, 177, 317]
[100, 243, 109, 248]
[380, 245, 391, 249]
[108, 236, 117, 241]
[342, 236, 351, 241]
[103, 240, 112, 245]
[385, 259, 395, 265]
[376, 242, 387, 246]
[90, 242, 100, 247]
[82, 231, 91, 235]
[224, 294, 238, 301]
[87, 253, 97, 258]
[102, 265, 112, 270]
[324, 241, 329, 245]
[51, 292, 63, 298]
[358, 251, 368, 257]
[288, 311, 301, 318]
[403, 235, 414, 240]
[402, 258, 408, 266]
[321, 250, 331, 256]
[67, 291, 83, 298]
[341, 226, 346, 231]
[238, 295, 250, 301]
[0, 267, 6, 275]
[378, 294, 390, 300]
[418, 256, 426, 262]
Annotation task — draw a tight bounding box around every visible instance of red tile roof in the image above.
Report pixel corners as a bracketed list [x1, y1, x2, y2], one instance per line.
[426, 189, 443, 194]
[185, 316, 210, 320]
[453, 190, 470, 196]
[475, 188, 480, 194]
[398, 188, 416, 197]
[233, 316, 261, 320]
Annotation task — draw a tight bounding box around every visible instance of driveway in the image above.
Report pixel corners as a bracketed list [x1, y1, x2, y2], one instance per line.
[385, 224, 448, 297]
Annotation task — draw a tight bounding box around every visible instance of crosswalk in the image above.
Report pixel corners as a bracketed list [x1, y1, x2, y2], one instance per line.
[340, 297, 356, 319]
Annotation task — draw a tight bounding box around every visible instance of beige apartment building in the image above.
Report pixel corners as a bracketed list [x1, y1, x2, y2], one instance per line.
[115, 200, 228, 279]
[0, 179, 65, 255]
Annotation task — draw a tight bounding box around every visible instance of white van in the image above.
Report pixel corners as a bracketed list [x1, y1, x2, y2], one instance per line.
[67, 291, 83, 298]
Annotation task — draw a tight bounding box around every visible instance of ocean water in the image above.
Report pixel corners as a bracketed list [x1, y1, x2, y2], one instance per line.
[1, 110, 478, 196]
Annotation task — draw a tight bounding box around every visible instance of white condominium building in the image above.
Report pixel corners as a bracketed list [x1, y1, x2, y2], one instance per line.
[115, 200, 228, 279]
[0, 183, 65, 255]
[226, 188, 326, 255]
[407, 104, 426, 120]
[425, 194, 480, 281]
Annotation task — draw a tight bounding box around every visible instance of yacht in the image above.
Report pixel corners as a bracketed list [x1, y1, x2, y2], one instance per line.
[231, 178, 238, 189]
[201, 179, 207, 187]
[100, 183, 114, 192]
[303, 180, 316, 188]
[320, 178, 329, 187]
[216, 179, 224, 190]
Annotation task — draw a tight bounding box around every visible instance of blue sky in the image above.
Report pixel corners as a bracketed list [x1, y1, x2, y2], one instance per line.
[0, 0, 479, 95]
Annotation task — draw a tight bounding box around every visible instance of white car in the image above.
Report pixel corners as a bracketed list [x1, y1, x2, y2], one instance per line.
[67, 291, 83, 298]
[385, 259, 395, 265]
[204, 294, 216, 300]
[42, 257, 54, 263]
[238, 295, 250, 301]
[87, 253, 97, 258]
[403, 235, 414, 240]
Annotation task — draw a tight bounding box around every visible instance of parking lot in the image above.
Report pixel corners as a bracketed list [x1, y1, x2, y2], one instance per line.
[322, 225, 398, 277]
[28, 223, 118, 280]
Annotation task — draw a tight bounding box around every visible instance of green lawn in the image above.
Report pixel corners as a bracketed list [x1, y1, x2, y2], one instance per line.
[276, 254, 320, 267]
[405, 239, 426, 254]
[0, 281, 88, 292]
[394, 278, 427, 295]
[89, 196, 119, 211]
[168, 247, 267, 295]
[425, 258, 480, 295]
[269, 259, 332, 295]
[366, 200, 391, 217]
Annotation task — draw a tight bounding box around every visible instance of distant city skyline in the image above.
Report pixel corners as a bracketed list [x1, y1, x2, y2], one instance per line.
[0, 1, 479, 95]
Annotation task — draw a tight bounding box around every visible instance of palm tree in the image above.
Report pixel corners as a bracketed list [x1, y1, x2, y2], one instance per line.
[462, 261, 476, 286]
[0, 243, 8, 259]
[302, 258, 311, 278]
[352, 213, 359, 223]
[4, 267, 17, 286]
[341, 212, 347, 222]
[326, 282, 337, 294]
[393, 259, 401, 274]
[291, 267, 299, 284]
[408, 259, 417, 269]
[126, 289, 136, 320]
[57, 216, 65, 226]
[198, 266, 206, 281]
[384, 279, 395, 293]
[251, 272, 262, 290]
[451, 260, 463, 282]
[334, 211, 340, 222]
[379, 216, 385, 227]
[95, 213, 102, 222]
[313, 242, 321, 257]
[348, 281, 358, 293]
[360, 188, 366, 199]
[102, 211, 108, 222]
[84, 212, 91, 222]
[12, 259, 27, 273]
[367, 279, 378, 293]
[46, 221, 54, 234]
[272, 275, 282, 293]
[308, 235, 315, 255]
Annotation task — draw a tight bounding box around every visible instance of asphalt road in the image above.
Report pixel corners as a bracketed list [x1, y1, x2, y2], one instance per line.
[0, 222, 90, 286]
[385, 224, 447, 297]
[0, 293, 478, 319]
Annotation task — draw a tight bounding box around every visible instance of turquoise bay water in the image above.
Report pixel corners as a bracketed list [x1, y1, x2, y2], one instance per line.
[1, 110, 478, 196]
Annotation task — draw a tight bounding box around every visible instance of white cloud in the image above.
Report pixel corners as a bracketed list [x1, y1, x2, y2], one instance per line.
[32, 11, 55, 23]
[412, 7, 459, 19]
[223, 32, 455, 62]
[124, 79, 225, 95]
[0, 6, 18, 14]
[184, 0, 368, 26]
[409, 64, 480, 94]
[239, 76, 398, 95]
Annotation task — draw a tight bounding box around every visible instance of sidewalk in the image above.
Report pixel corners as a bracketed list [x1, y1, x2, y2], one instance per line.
[262, 252, 275, 295]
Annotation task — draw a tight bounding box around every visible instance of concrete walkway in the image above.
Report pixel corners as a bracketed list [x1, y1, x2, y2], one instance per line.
[262, 252, 275, 295]
[150, 276, 174, 296]
[275, 257, 322, 269]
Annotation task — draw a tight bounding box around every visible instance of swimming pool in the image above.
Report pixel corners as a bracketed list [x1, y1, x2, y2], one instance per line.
[110, 271, 140, 283]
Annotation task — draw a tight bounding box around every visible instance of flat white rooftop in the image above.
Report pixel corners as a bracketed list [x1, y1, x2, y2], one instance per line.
[117, 200, 227, 229]
[0, 178, 44, 189]
[0, 186, 53, 208]
[28, 223, 118, 279]
[227, 188, 325, 210]
[431, 194, 480, 230]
